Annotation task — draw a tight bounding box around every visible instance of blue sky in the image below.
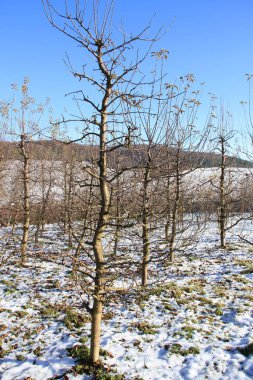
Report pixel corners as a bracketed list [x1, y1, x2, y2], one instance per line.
[1, 0, 253, 135]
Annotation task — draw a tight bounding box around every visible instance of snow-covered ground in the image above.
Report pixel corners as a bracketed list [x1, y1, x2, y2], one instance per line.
[0, 219, 253, 379]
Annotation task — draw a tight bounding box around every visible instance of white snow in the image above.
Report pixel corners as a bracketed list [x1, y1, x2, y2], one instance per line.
[0, 217, 253, 379]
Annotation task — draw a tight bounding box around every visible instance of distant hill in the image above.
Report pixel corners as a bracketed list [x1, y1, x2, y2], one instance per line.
[186, 151, 253, 168]
[0, 140, 252, 168]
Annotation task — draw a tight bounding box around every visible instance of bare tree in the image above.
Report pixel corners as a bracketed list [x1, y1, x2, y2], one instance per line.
[42, 0, 160, 364]
[162, 75, 211, 261]
[0, 79, 50, 262]
[210, 108, 242, 248]
[33, 160, 56, 244]
[131, 55, 169, 287]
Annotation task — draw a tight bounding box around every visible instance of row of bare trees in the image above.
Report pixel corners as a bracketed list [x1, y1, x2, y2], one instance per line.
[0, 100, 251, 363]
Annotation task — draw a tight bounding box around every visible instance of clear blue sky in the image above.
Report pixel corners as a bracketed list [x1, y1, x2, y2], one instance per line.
[1, 0, 253, 133]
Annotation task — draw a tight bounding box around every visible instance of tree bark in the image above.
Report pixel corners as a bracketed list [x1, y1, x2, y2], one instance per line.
[219, 136, 226, 248]
[90, 264, 104, 363]
[141, 152, 151, 287]
[168, 146, 181, 262]
[20, 135, 30, 263]
[89, 43, 112, 363]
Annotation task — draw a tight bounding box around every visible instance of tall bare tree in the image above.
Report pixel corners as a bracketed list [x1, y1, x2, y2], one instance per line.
[211, 108, 241, 248]
[0, 79, 49, 262]
[162, 75, 211, 261]
[43, 0, 160, 363]
[130, 53, 169, 287]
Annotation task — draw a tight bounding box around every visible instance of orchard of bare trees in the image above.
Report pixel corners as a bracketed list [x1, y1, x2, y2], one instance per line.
[0, 1, 253, 379]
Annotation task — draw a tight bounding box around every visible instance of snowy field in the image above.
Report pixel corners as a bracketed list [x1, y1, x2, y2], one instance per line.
[0, 218, 253, 379]
[1, 163, 253, 207]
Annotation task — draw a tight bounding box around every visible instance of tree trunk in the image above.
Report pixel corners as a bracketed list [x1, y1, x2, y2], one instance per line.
[34, 225, 40, 244]
[141, 213, 149, 287]
[141, 153, 151, 287]
[90, 260, 104, 363]
[20, 135, 30, 263]
[90, 184, 109, 363]
[89, 46, 111, 363]
[35, 164, 52, 244]
[219, 137, 226, 248]
[165, 175, 171, 241]
[113, 195, 121, 256]
[168, 147, 181, 262]
[90, 299, 103, 363]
